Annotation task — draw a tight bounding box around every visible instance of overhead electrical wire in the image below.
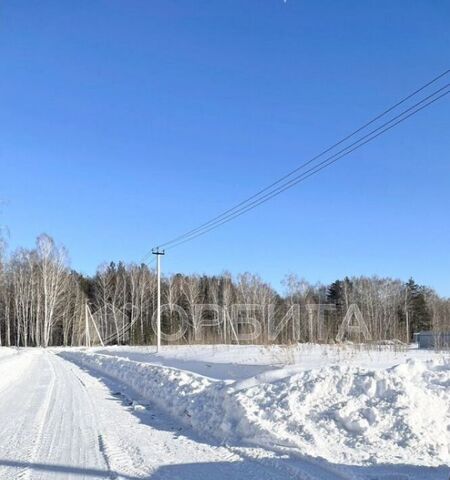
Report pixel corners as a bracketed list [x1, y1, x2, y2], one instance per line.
[156, 69, 449, 251]
[164, 87, 448, 250]
[143, 69, 448, 256]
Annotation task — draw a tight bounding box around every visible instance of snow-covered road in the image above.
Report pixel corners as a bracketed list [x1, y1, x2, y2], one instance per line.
[0, 350, 292, 480]
[0, 348, 448, 480]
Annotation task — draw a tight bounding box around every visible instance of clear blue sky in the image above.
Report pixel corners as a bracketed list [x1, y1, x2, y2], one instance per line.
[0, 1, 449, 296]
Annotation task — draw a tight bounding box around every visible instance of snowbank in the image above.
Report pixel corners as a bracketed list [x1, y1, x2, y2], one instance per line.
[0, 346, 20, 361]
[231, 359, 450, 466]
[0, 349, 35, 392]
[60, 350, 450, 468]
[86, 343, 447, 380]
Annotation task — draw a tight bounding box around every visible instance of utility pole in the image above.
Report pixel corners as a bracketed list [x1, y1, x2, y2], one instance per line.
[152, 247, 165, 352]
[85, 302, 91, 348]
[404, 288, 410, 344]
[406, 310, 410, 344]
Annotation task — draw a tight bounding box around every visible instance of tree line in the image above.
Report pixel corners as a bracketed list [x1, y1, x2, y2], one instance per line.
[0, 233, 448, 347]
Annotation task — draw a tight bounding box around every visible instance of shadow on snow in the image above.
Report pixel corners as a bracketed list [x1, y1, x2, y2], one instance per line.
[53, 354, 450, 480]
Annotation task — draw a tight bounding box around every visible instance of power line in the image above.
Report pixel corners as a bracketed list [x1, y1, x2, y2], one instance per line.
[154, 69, 449, 251]
[139, 252, 156, 267]
[164, 86, 449, 250]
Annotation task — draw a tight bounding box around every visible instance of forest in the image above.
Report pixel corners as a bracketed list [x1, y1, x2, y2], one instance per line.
[0, 233, 449, 347]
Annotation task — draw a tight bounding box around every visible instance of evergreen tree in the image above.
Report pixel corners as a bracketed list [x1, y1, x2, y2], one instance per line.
[405, 278, 432, 335]
[327, 280, 343, 310]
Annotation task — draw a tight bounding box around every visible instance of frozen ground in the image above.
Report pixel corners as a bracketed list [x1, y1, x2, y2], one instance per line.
[0, 344, 448, 479]
[88, 343, 448, 380]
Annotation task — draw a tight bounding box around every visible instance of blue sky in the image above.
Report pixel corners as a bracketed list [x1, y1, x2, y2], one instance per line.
[0, 1, 449, 296]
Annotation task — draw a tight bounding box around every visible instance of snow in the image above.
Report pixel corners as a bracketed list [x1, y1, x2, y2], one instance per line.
[231, 359, 450, 466]
[1, 344, 449, 479]
[0, 346, 20, 361]
[58, 344, 450, 479]
[87, 343, 447, 380]
[0, 349, 290, 479]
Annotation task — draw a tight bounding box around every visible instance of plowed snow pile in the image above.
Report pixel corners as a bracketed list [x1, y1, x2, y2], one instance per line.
[61, 351, 450, 468]
[231, 359, 450, 466]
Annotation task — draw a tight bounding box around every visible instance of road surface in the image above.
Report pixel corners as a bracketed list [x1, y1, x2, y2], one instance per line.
[0, 349, 300, 480]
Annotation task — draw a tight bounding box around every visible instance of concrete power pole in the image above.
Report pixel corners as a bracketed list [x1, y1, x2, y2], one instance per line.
[152, 248, 165, 352]
[406, 310, 410, 344]
[85, 302, 91, 348]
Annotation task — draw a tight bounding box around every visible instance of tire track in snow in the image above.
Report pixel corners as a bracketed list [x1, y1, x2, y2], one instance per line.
[17, 352, 57, 480]
[33, 353, 111, 480]
[61, 358, 141, 479]
[65, 363, 160, 479]
[0, 351, 57, 480]
[0, 351, 113, 480]
[60, 353, 348, 480]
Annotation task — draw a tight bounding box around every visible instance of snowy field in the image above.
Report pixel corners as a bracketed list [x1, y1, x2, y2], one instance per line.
[0, 344, 448, 479]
